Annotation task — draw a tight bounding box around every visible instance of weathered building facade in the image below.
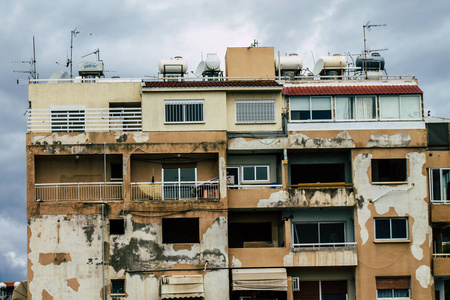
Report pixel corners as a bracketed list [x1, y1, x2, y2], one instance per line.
[26, 46, 449, 299]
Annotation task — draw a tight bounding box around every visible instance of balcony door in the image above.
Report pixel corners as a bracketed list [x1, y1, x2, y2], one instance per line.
[162, 166, 197, 200]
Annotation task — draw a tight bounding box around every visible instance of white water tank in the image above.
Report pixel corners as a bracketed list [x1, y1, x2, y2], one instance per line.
[205, 53, 220, 71]
[158, 56, 188, 74]
[275, 53, 303, 71]
[320, 54, 346, 68]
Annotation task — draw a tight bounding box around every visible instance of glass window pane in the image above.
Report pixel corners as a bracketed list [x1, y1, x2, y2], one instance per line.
[375, 219, 391, 239]
[391, 219, 407, 239]
[380, 96, 400, 119]
[311, 97, 332, 120]
[432, 169, 442, 200]
[336, 97, 353, 120]
[243, 167, 255, 181]
[401, 95, 421, 119]
[180, 168, 196, 181]
[163, 168, 179, 181]
[394, 289, 409, 297]
[356, 97, 376, 119]
[185, 103, 203, 122]
[377, 289, 393, 298]
[295, 224, 319, 244]
[255, 166, 268, 181]
[320, 223, 345, 244]
[290, 97, 310, 120]
[443, 170, 450, 200]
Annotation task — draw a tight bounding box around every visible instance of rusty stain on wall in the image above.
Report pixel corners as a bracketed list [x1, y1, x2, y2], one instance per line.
[366, 132, 412, 148]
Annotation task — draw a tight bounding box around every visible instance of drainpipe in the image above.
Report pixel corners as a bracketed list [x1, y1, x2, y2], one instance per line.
[102, 142, 106, 300]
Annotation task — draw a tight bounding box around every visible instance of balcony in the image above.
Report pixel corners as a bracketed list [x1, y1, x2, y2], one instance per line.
[289, 242, 358, 267]
[289, 183, 355, 207]
[27, 107, 142, 132]
[434, 254, 450, 276]
[227, 184, 284, 208]
[131, 181, 219, 201]
[35, 182, 123, 202]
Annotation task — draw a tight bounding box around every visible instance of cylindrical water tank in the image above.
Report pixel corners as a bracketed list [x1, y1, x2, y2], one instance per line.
[321, 54, 347, 68]
[158, 56, 188, 74]
[205, 53, 220, 71]
[356, 53, 385, 70]
[275, 53, 303, 71]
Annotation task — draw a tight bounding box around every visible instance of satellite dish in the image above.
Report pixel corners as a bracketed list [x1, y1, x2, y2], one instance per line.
[194, 61, 206, 77]
[312, 59, 324, 76]
[59, 72, 69, 82]
[48, 70, 64, 83]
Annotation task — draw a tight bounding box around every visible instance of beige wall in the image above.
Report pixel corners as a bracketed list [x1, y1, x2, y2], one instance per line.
[141, 91, 227, 132]
[226, 91, 284, 132]
[225, 47, 275, 78]
[29, 82, 141, 109]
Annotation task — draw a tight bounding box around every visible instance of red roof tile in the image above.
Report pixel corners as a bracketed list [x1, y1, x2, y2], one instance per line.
[283, 85, 423, 96]
[143, 80, 281, 88]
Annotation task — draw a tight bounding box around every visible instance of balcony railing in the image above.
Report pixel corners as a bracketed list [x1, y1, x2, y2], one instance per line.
[433, 253, 450, 258]
[131, 181, 219, 200]
[227, 184, 283, 189]
[292, 242, 357, 248]
[27, 108, 142, 132]
[35, 182, 123, 201]
[431, 200, 450, 204]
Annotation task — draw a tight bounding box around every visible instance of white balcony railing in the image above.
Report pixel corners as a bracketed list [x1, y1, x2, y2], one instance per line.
[35, 182, 123, 201]
[27, 108, 142, 132]
[227, 184, 283, 189]
[131, 181, 219, 200]
[431, 200, 450, 204]
[292, 242, 357, 248]
[433, 253, 450, 258]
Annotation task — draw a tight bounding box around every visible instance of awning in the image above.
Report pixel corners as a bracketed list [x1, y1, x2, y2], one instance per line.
[12, 281, 27, 300]
[160, 275, 204, 299]
[232, 268, 287, 291]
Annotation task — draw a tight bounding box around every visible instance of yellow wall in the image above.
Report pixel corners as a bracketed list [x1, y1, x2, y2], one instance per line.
[29, 82, 141, 109]
[141, 91, 227, 132]
[225, 47, 275, 78]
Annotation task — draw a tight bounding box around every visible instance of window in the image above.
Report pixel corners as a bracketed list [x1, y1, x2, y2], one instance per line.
[293, 222, 345, 246]
[110, 163, 123, 180]
[336, 96, 377, 120]
[427, 123, 449, 149]
[228, 222, 272, 248]
[372, 159, 407, 183]
[164, 100, 204, 123]
[297, 280, 348, 300]
[242, 166, 269, 182]
[376, 277, 410, 299]
[162, 218, 199, 243]
[290, 96, 332, 121]
[429, 168, 450, 202]
[111, 279, 125, 295]
[51, 106, 86, 132]
[379, 95, 421, 120]
[162, 166, 197, 200]
[375, 218, 408, 240]
[290, 163, 346, 184]
[110, 219, 125, 235]
[235, 100, 275, 123]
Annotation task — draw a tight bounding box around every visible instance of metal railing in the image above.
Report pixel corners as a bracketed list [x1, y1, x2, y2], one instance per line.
[27, 108, 142, 132]
[292, 242, 357, 248]
[35, 182, 123, 201]
[431, 200, 450, 204]
[227, 184, 283, 189]
[433, 253, 450, 258]
[131, 181, 219, 200]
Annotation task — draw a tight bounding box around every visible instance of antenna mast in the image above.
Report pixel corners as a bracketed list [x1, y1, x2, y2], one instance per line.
[69, 27, 80, 79]
[362, 22, 387, 76]
[13, 36, 38, 81]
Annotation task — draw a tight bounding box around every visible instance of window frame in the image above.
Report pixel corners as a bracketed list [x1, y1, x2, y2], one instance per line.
[374, 218, 409, 241]
[292, 221, 347, 246]
[235, 99, 276, 124]
[111, 279, 125, 296]
[164, 100, 204, 124]
[379, 94, 422, 121]
[429, 168, 450, 202]
[376, 277, 411, 299]
[335, 95, 378, 121]
[371, 159, 408, 184]
[289, 96, 333, 122]
[240, 165, 270, 183]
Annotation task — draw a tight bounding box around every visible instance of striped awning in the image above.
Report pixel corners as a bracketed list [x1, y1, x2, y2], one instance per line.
[160, 275, 204, 299]
[232, 268, 288, 291]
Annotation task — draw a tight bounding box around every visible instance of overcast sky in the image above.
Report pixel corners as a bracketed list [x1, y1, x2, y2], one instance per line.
[1, 0, 449, 282]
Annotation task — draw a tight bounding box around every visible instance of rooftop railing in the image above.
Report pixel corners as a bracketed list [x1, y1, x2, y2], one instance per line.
[27, 108, 142, 132]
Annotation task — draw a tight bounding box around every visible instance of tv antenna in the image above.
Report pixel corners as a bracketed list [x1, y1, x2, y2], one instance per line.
[363, 22, 387, 61]
[69, 27, 80, 79]
[13, 36, 37, 81]
[82, 48, 100, 61]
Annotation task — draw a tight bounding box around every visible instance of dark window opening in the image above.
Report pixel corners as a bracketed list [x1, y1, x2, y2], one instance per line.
[375, 218, 408, 240]
[376, 277, 410, 299]
[162, 218, 199, 243]
[428, 123, 449, 149]
[110, 163, 123, 180]
[110, 219, 125, 235]
[111, 279, 125, 295]
[295, 281, 347, 300]
[372, 159, 407, 183]
[293, 223, 345, 246]
[228, 222, 272, 248]
[291, 163, 345, 184]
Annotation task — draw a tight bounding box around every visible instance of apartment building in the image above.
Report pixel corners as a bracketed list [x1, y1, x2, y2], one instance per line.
[25, 46, 448, 300]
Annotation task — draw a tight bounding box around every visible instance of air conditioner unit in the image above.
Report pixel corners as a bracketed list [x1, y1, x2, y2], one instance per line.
[292, 277, 300, 291]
